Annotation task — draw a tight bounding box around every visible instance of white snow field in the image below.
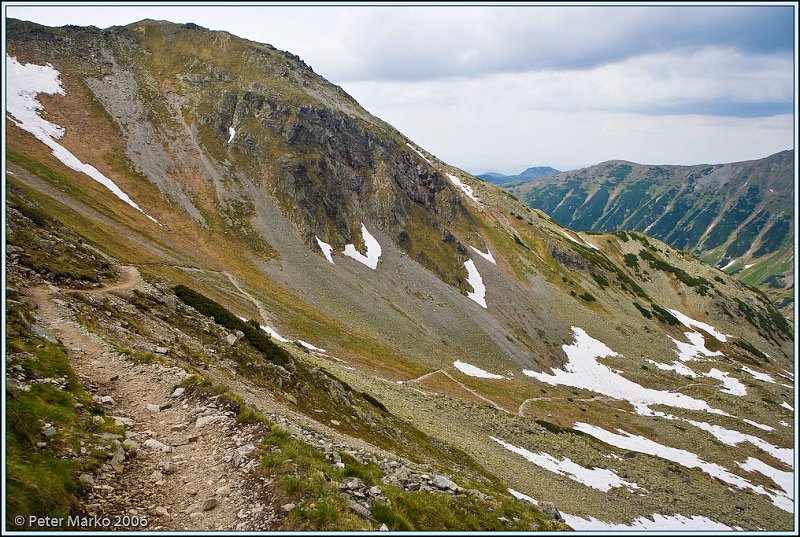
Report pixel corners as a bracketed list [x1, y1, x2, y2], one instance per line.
[343, 223, 382, 269]
[6, 55, 159, 224]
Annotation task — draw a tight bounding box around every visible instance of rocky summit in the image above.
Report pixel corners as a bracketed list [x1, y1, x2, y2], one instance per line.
[4, 18, 795, 532]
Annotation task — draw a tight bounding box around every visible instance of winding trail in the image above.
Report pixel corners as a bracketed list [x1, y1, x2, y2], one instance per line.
[29, 268, 278, 531]
[222, 271, 274, 328]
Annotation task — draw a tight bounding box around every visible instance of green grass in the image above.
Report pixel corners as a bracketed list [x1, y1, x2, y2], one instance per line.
[5, 299, 121, 530]
[639, 249, 711, 295]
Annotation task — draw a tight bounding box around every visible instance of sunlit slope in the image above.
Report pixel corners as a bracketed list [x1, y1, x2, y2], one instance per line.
[5, 18, 795, 529]
[509, 152, 795, 314]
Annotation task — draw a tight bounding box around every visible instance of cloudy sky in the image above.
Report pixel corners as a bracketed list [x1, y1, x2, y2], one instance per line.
[5, 3, 795, 174]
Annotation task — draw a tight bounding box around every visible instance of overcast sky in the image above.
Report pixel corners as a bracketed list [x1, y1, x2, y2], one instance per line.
[5, 3, 796, 174]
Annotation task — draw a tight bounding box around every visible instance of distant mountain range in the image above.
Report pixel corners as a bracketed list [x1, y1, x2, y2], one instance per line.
[6, 18, 794, 532]
[508, 151, 794, 313]
[477, 166, 560, 186]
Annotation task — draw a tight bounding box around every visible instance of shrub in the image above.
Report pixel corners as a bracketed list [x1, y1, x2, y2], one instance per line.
[172, 285, 291, 366]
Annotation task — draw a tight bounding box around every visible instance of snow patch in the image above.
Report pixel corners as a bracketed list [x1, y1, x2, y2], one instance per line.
[509, 489, 732, 530]
[6, 55, 160, 225]
[573, 423, 793, 513]
[522, 327, 725, 416]
[507, 488, 537, 505]
[228, 127, 236, 143]
[744, 263, 754, 269]
[343, 223, 382, 269]
[260, 325, 289, 343]
[670, 331, 722, 362]
[720, 259, 736, 271]
[560, 229, 581, 244]
[491, 436, 639, 492]
[405, 143, 431, 164]
[780, 420, 789, 427]
[296, 340, 327, 354]
[315, 236, 335, 264]
[446, 173, 479, 203]
[742, 419, 774, 432]
[667, 309, 730, 342]
[738, 457, 794, 499]
[682, 418, 791, 467]
[464, 259, 487, 308]
[646, 359, 697, 378]
[781, 401, 794, 412]
[741, 366, 775, 384]
[578, 233, 600, 250]
[470, 246, 496, 265]
[453, 361, 505, 379]
[561, 513, 733, 531]
[703, 368, 747, 396]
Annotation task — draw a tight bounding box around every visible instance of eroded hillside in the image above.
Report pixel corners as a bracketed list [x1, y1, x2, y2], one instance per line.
[5, 18, 795, 531]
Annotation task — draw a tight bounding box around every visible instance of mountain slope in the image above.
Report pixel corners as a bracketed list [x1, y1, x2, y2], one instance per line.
[478, 166, 560, 186]
[508, 152, 795, 313]
[5, 19, 795, 531]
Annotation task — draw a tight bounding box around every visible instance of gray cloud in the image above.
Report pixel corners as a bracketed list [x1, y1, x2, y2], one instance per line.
[297, 6, 794, 82]
[6, 3, 794, 171]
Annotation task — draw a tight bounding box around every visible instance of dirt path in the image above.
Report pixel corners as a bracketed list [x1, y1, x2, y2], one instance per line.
[223, 271, 273, 327]
[408, 368, 508, 413]
[29, 270, 278, 531]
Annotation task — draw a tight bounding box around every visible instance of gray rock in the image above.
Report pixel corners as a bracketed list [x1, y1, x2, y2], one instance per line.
[467, 489, 490, 501]
[202, 498, 218, 511]
[171, 387, 185, 398]
[433, 474, 457, 491]
[92, 415, 105, 425]
[36, 441, 47, 449]
[122, 438, 140, 451]
[79, 473, 94, 484]
[339, 477, 364, 491]
[42, 425, 57, 438]
[111, 416, 134, 427]
[195, 415, 226, 428]
[281, 503, 295, 513]
[112, 446, 126, 463]
[147, 404, 161, 413]
[155, 347, 169, 355]
[100, 395, 115, 406]
[154, 506, 169, 517]
[348, 501, 373, 520]
[379, 523, 389, 531]
[32, 324, 58, 344]
[143, 438, 173, 452]
[226, 333, 238, 346]
[232, 444, 256, 466]
[539, 501, 563, 521]
[159, 461, 179, 474]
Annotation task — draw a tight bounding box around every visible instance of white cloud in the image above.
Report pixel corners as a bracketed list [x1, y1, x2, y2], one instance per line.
[6, 4, 793, 173]
[343, 74, 793, 172]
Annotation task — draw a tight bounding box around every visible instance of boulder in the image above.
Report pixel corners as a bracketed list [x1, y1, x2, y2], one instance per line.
[433, 474, 457, 491]
[195, 415, 227, 428]
[144, 438, 173, 452]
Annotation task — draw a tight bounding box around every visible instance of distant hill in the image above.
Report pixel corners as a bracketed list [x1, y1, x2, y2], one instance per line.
[478, 166, 560, 186]
[508, 151, 794, 313]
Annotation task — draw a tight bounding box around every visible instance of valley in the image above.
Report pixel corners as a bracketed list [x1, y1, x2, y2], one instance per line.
[4, 18, 795, 532]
